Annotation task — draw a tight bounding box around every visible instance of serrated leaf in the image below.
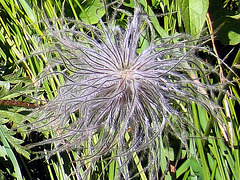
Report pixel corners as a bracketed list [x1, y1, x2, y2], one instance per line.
[0, 82, 10, 99]
[1, 125, 30, 159]
[179, 0, 209, 37]
[0, 81, 10, 90]
[2, 74, 31, 84]
[0, 117, 9, 124]
[0, 145, 8, 160]
[0, 110, 25, 127]
[2, 69, 22, 81]
[1, 83, 35, 100]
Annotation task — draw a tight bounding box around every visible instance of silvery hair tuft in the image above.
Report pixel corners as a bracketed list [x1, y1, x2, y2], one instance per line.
[26, 4, 222, 179]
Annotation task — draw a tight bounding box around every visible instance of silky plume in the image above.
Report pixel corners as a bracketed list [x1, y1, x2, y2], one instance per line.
[25, 5, 223, 179]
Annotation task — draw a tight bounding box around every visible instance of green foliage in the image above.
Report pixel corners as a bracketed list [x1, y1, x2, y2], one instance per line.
[0, 0, 239, 179]
[179, 0, 209, 37]
[79, 0, 106, 24]
[209, 0, 240, 45]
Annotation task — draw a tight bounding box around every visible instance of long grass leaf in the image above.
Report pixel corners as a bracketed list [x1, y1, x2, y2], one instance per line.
[0, 125, 23, 180]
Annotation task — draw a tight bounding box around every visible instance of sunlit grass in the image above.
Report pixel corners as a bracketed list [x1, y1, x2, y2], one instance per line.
[0, 0, 239, 179]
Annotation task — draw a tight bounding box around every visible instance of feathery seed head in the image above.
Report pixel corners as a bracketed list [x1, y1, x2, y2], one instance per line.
[28, 5, 221, 178]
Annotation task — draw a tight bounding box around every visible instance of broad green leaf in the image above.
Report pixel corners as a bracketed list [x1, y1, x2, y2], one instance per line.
[207, 7, 240, 45]
[179, 0, 209, 37]
[79, 0, 105, 24]
[189, 157, 204, 179]
[216, 17, 240, 45]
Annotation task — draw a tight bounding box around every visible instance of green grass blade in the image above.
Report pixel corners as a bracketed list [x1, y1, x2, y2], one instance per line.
[18, 0, 36, 22]
[192, 103, 210, 179]
[0, 124, 23, 180]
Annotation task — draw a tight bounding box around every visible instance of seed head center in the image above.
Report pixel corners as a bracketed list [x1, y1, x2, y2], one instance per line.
[119, 69, 135, 81]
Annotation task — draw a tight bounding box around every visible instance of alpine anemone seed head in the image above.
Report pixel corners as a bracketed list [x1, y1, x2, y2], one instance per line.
[27, 6, 221, 179]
